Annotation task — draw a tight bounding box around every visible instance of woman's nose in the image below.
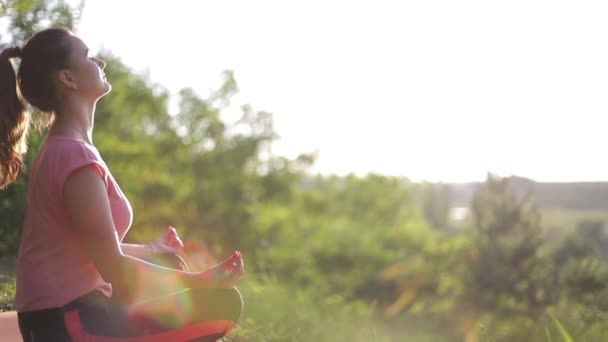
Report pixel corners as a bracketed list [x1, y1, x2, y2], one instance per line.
[95, 57, 106, 70]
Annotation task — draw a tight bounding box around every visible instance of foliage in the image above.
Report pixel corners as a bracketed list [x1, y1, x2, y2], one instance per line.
[468, 174, 557, 319]
[228, 276, 392, 342]
[449, 176, 608, 211]
[0, 257, 16, 312]
[418, 182, 452, 230]
[0, 278, 16, 312]
[0, 0, 84, 44]
[547, 310, 574, 342]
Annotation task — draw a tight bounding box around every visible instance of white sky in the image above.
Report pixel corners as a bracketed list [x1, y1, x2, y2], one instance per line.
[75, 0, 608, 182]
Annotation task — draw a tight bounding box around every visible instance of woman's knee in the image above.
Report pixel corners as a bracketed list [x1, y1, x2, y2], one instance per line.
[191, 287, 243, 322]
[224, 287, 244, 322]
[211, 286, 243, 322]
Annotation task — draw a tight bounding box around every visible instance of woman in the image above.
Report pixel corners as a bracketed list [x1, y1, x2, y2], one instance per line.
[0, 27, 244, 341]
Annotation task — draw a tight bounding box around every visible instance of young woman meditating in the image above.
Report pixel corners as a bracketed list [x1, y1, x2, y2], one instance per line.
[0, 27, 244, 341]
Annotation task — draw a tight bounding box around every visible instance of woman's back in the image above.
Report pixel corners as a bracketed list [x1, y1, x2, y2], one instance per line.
[16, 136, 132, 312]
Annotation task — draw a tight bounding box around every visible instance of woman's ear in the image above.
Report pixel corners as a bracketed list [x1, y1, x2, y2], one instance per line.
[57, 69, 78, 90]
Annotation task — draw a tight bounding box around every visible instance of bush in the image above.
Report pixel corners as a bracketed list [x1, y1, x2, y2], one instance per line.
[0, 277, 16, 312]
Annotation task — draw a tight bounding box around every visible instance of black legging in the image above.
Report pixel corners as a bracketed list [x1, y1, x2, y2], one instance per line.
[18, 287, 243, 341]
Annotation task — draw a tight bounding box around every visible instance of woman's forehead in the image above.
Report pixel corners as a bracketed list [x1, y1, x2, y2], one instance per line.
[69, 35, 88, 53]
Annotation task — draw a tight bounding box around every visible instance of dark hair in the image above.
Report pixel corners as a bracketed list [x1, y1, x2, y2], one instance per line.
[0, 27, 73, 188]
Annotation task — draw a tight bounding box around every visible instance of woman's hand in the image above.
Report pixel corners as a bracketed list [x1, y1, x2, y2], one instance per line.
[187, 251, 245, 288]
[148, 226, 184, 255]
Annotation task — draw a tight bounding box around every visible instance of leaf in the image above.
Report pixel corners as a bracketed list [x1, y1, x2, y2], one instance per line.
[547, 311, 574, 342]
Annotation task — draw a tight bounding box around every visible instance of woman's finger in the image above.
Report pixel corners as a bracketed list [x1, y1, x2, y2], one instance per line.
[165, 226, 184, 249]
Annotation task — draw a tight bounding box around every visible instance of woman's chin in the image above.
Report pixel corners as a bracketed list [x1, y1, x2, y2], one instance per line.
[101, 82, 112, 96]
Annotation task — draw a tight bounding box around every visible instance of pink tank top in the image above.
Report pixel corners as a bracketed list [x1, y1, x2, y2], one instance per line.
[15, 135, 133, 312]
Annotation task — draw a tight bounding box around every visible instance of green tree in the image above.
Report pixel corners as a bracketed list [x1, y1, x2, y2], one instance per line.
[466, 174, 558, 339]
[91, 51, 178, 242]
[0, 0, 83, 44]
[418, 182, 452, 230]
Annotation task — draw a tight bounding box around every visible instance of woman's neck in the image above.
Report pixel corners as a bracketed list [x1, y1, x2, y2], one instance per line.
[50, 101, 96, 144]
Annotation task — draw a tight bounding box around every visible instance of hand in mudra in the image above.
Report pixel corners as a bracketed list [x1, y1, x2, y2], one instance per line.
[198, 251, 245, 288]
[149, 226, 184, 255]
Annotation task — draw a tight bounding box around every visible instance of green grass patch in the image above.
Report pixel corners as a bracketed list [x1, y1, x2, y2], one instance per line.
[0, 276, 16, 312]
[227, 276, 394, 342]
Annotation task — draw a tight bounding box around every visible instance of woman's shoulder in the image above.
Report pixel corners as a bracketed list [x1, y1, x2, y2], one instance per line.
[31, 136, 109, 191]
[45, 135, 101, 157]
[45, 134, 94, 147]
[42, 135, 107, 174]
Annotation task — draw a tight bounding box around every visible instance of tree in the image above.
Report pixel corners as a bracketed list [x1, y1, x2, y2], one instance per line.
[419, 182, 452, 230]
[0, 0, 84, 45]
[170, 72, 281, 253]
[467, 174, 557, 320]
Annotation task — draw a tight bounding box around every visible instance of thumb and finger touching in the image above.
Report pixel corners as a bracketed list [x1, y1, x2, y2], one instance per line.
[155, 226, 245, 287]
[150, 226, 184, 254]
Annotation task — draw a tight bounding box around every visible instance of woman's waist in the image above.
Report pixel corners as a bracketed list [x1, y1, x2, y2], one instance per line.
[15, 271, 111, 312]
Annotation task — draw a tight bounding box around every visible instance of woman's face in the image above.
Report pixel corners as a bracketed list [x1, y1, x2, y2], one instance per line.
[64, 35, 111, 100]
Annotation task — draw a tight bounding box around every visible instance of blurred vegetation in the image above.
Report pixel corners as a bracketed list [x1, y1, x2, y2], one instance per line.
[449, 177, 608, 211]
[2, 1, 608, 341]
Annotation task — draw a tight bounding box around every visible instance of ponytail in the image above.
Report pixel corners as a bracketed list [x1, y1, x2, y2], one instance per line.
[0, 28, 73, 188]
[0, 46, 29, 188]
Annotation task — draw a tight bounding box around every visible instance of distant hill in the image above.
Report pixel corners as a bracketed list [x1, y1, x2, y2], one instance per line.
[448, 177, 608, 211]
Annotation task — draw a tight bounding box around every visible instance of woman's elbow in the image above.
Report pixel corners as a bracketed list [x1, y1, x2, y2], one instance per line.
[93, 252, 128, 283]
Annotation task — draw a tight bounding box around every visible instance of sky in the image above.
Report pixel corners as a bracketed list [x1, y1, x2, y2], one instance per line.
[74, 0, 608, 182]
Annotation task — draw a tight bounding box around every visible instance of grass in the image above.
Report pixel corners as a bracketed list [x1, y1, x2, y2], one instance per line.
[547, 311, 574, 342]
[0, 257, 16, 312]
[0, 279, 15, 312]
[227, 276, 394, 342]
[0, 271, 603, 341]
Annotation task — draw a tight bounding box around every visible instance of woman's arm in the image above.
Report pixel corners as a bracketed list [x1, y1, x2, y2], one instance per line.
[62, 166, 243, 304]
[122, 227, 184, 259]
[121, 243, 153, 259]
